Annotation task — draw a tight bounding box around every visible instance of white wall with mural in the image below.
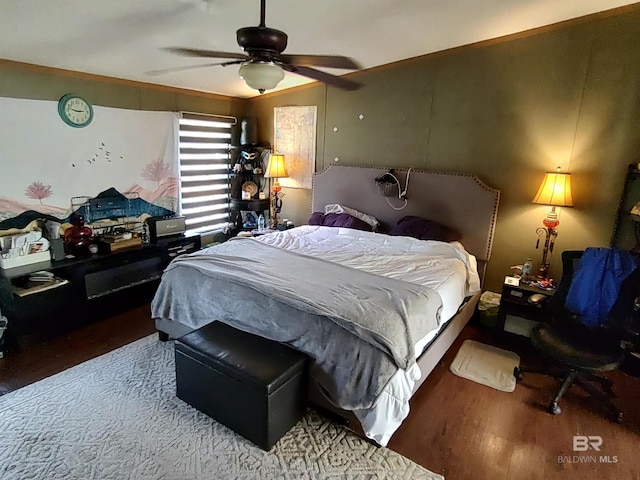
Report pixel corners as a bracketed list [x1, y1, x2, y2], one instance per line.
[0, 97, 178, 231]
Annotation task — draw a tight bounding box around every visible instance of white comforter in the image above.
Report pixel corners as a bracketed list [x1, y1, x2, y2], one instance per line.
[256, 225, 480, 336]
[254, 225, 481, 445]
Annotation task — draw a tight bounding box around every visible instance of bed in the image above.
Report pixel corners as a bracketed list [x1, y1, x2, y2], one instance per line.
[152, 165, 500, 446]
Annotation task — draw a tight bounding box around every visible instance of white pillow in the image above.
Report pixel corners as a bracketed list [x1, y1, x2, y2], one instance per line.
[324, 204, 380, 231]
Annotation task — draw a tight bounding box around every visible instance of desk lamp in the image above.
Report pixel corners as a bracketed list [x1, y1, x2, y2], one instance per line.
[264, 153, 289, 227]
[532, 167, 574, 279]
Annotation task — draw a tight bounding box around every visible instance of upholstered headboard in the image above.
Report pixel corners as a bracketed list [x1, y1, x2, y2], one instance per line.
[311, 165, 500, 271]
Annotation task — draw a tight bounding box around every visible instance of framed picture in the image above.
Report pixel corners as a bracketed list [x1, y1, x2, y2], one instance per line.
[273, 106, 317, 189]
[28, 241, 45, 254]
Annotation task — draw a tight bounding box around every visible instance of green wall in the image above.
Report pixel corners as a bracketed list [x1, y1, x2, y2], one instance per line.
[247, 7, 640, 292]
[0, 62, 245, 125]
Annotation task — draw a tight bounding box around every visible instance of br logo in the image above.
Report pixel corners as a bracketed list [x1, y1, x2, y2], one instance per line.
[573, 435, 602, 452]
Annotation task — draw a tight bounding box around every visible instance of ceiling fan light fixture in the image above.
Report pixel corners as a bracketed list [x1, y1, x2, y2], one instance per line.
[165, 0, 362, 93]
[238, 61, 284, 93]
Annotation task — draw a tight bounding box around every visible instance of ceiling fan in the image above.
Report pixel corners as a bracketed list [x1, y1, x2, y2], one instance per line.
[155, 0, 363, 93]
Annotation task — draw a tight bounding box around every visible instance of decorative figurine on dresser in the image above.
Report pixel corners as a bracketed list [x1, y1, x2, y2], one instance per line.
[63, 214, 94, 255]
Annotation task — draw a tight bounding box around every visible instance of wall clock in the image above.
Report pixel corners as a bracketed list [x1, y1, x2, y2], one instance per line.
[58, 94, 93, 128]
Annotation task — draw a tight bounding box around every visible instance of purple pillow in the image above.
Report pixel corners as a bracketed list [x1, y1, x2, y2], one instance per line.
[388, 216, 462, 242]
[308, 212, 373, 232]
[308, 211, 326, 226]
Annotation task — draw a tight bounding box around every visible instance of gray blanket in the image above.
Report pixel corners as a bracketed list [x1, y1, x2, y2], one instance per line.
[151, 237, 443, 409]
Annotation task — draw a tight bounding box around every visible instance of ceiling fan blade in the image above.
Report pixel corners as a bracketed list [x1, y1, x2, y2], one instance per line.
[280, 54, 361, 70]
[164, 47, 249, 60]
[284, 65, 362, 91]
[145, 60, 244, 76]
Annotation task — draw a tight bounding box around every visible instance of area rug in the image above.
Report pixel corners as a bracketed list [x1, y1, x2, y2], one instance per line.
[0, 335, 442, 480]
[449, 339, 520, 392]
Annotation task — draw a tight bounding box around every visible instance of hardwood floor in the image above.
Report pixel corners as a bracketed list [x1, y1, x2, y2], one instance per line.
[0, 303, 156, 394]
[389, 325, 640, 480]
[1, 306, 639, 480]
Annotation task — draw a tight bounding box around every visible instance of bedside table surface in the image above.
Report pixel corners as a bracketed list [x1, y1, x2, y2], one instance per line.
[501, 282, 554, 304]
[506, 281, 555, 294]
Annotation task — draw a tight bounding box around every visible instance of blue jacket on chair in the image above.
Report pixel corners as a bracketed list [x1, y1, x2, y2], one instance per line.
[565, 247, 638, 327]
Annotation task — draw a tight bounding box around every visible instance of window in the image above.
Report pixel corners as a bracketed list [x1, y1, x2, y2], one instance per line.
[178, 113, 236, 233]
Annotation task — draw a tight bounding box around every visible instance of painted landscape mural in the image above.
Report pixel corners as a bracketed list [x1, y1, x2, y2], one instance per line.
[0, 98, 178, 232]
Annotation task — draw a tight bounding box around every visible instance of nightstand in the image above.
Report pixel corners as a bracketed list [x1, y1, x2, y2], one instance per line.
[496, 282, 555, 337]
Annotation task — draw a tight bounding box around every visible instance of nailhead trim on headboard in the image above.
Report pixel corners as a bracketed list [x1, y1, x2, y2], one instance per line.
[311, 165, 500, 265]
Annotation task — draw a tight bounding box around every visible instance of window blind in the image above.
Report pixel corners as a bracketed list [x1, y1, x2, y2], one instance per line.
[178, 112, 235, 233]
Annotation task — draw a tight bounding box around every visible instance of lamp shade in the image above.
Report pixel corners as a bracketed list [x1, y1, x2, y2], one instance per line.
[238, 62, 285, 92]
[532, 172, 574, 207]
[264, 154, 289, 179]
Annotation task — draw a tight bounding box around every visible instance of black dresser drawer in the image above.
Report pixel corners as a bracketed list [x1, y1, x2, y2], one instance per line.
[156, 232, 202, 263]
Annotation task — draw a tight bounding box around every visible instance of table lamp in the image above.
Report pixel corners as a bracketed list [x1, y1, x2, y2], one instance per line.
[264, 153, 289, 227]
[532, 167, 574, 279]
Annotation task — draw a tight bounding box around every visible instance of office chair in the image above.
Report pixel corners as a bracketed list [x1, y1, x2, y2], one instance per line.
[514, 250, 639, 423]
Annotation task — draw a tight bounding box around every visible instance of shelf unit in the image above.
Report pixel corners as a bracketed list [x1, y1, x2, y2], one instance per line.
[611, 165, 640, 251]
[230, 145, 271, 230]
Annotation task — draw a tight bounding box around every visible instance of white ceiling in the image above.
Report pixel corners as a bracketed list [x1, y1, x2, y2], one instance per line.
[0, 0, 636, 99]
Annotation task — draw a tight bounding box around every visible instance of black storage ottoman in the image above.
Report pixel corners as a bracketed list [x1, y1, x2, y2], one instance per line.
[174, 321, 308, 451]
